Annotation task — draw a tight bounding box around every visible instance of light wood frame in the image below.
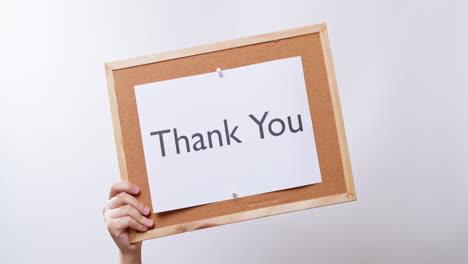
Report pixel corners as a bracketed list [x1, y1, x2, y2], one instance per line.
[105, 23, 355, 242]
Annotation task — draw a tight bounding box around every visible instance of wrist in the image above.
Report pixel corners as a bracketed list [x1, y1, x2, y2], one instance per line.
[120, 248, 142, 264]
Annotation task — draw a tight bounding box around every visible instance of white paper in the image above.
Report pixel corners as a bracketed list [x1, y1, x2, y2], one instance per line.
[135, 56, 322, 213]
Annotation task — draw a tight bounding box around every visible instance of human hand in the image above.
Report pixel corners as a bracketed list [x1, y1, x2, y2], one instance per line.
[103, 181, 153, 263]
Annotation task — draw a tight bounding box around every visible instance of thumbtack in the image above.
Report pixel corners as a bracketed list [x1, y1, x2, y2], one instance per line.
[216, 68, 223, 78]
[232, 192, 238, 198]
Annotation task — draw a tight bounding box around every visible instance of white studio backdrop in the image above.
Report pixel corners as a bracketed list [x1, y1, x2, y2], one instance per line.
[0, 1, 467, 263]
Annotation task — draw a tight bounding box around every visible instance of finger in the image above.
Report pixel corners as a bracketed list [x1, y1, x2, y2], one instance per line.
[106, 192, 150, 216]
[109, 181, 139, 199]
[109, 216, 148, 233]
[106, 205, 154, 228]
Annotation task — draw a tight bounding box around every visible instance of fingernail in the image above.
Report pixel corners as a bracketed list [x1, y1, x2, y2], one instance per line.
[143, 206, 150, 215]
[146, 219, 154, 226]
[133, 186, 140, 194]
[141, 227, 148, 232]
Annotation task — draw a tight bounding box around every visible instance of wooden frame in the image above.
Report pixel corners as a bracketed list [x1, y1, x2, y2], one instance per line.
[105, 23, 355, 242]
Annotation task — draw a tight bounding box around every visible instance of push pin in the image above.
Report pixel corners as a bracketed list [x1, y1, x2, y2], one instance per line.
[216, 67, 223, 78]
[232, 192, 238, 198]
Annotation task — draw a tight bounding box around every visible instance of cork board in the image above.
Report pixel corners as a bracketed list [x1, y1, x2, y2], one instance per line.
[105, 23, 355, 243]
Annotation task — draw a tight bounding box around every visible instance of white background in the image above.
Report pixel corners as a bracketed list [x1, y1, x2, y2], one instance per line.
[1, 1, 467, 263]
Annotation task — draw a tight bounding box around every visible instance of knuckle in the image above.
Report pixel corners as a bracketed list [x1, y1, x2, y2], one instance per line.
[127, 196, 139, 208]
[125, 217, 133, 227]
[113, 194, 122, 202]
[133, 221, 142, 230]
[108, 219, 117, 230]
[111, 181, 119, 190]
[116, 192, 127, 199]
[104, 198, 114, 209]
[109, 196, 119, 205]
[123, 204, 132, 214]
[103, 209, 113, 219]
[109, 182, 118, 197]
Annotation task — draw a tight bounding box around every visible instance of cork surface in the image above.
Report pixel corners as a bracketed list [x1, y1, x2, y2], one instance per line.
[112, 32, 346, 232]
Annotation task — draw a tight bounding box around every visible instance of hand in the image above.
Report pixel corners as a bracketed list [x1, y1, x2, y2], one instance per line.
[103, 181, 153, 264]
